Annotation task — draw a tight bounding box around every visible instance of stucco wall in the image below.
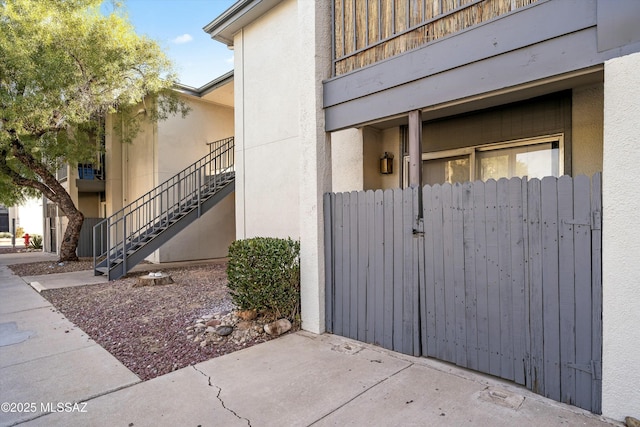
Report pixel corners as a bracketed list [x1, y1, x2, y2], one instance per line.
[572, 83, 604, 177]
[153, 97, 235, 262]
[602, 51, 640, 421]
[234, 0, 332, 333]
[331, 128, 363, 192]
[234, 0, 301, 239]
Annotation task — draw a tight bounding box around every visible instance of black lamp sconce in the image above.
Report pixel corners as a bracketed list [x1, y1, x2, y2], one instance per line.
[380, 152, 394, 174]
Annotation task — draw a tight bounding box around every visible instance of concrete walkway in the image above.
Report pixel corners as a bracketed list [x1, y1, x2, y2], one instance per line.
[0, 252, 620, 426]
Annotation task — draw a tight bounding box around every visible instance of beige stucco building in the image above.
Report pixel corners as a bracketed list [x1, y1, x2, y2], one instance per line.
[46, 73, 236, 262]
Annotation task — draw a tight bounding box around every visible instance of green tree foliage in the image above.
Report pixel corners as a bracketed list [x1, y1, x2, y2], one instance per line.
[0, 0, 188, 260]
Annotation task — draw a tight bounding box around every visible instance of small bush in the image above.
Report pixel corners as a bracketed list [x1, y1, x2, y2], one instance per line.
[29, 234, 43, 250]
[16, 227, 24, 238]
[0, 232, 12, 238]
[227, 237, 300, 322]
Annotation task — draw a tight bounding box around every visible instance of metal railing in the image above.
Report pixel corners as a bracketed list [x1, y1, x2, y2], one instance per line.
[93, 136, 234, 276]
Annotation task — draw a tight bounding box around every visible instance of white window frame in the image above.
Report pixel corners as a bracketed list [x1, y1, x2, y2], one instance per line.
[403, 134, 564, 187]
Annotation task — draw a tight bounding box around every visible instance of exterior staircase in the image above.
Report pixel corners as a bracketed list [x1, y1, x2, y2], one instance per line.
[93, 137, 235, 280]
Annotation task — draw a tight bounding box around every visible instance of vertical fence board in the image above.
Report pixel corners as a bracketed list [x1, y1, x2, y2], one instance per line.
[528, 179, 544, 394]
[402, 187, 416, 355]
[497, 179, 514, 381]
[522, 177, 532, 389]
[452, 184, 467, 368]
[335, 192, 346, 337]
[463, 182, 478, 370]
[373, 190, 385, 346]
[324, 193, 334, 333]
[573, 175, 592, 410]
[383, 189, 395, 350]
[442, 183, 456, 363]
[474, 181, 490, 373]
[412, 188, 421, 356]
[590, 173, 602, 414]
[541, 177, 560, 401]
[509, 178, 526, 385]
[557, 175, 576, 405]
[357, 192, 368, 342]
[393, 188, 404, 352]
[485, 180, 502, 377]
[432, 185, 447, 360]
[423, 185, 437, 357]
[366, 191, 377, 343]
[349, 191, 359, 339]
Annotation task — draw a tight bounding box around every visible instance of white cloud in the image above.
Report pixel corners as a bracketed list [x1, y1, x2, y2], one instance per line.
[172, 34, 193, 44]
[225, 54, 234, 64]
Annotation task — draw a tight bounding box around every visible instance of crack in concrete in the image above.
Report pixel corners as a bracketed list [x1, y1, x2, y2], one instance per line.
[192, 366, 251, 426]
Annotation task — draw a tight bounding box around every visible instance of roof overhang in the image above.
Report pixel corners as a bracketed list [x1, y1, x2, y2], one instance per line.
[203, 0, 283, 46]
[174, 70, 234, 107]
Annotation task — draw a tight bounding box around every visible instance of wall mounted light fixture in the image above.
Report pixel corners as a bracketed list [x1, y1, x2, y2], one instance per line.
[380, 152, 394, 174]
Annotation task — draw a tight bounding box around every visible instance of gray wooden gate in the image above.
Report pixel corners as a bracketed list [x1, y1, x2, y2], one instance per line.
[324, 174, 602, 413]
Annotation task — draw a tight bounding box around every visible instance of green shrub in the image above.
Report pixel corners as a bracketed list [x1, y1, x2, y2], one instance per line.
[0, 232, 12, 238]
[227, 237, 300, 322]
[29, 234, 43, 250]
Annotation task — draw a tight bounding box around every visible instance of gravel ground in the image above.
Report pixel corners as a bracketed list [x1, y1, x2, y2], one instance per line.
[8, 257, 95, 276]
[34, 263, 283, 381]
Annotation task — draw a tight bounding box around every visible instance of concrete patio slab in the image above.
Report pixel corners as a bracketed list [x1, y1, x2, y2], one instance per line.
[0, 306, 92, 368]
[23, 366, 246, 427]
[192, 332, 415, 426]
[0, 344, 140, 426]
[313, 360, 609, 426]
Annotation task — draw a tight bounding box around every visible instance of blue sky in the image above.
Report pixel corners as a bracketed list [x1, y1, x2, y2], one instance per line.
[113, 0, 237, 88]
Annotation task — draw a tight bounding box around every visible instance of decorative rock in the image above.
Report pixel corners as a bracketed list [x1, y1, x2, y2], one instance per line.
[264, 319, 292, 336]
[215, 325, 234, 336]
[205, 319, 221, 327]
[205, 326, 216, 333]
[236, 321, 252, 331]
[626, 416, 640, 427]
[237, 310, 257, 321]
[202, 314, 214, 321]
[200, 340, 208, 348]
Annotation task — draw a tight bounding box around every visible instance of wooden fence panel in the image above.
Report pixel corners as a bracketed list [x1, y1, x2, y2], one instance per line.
[324, 174, 602, 413]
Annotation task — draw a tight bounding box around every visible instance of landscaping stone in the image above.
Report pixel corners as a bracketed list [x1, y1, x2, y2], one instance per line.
[264, 319, 292, 336]
[215, 325, 234, 336]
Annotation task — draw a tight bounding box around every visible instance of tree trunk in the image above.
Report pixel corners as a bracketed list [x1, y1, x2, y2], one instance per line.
[57, 193, 84, 262]
[2, 133, 85, 262]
